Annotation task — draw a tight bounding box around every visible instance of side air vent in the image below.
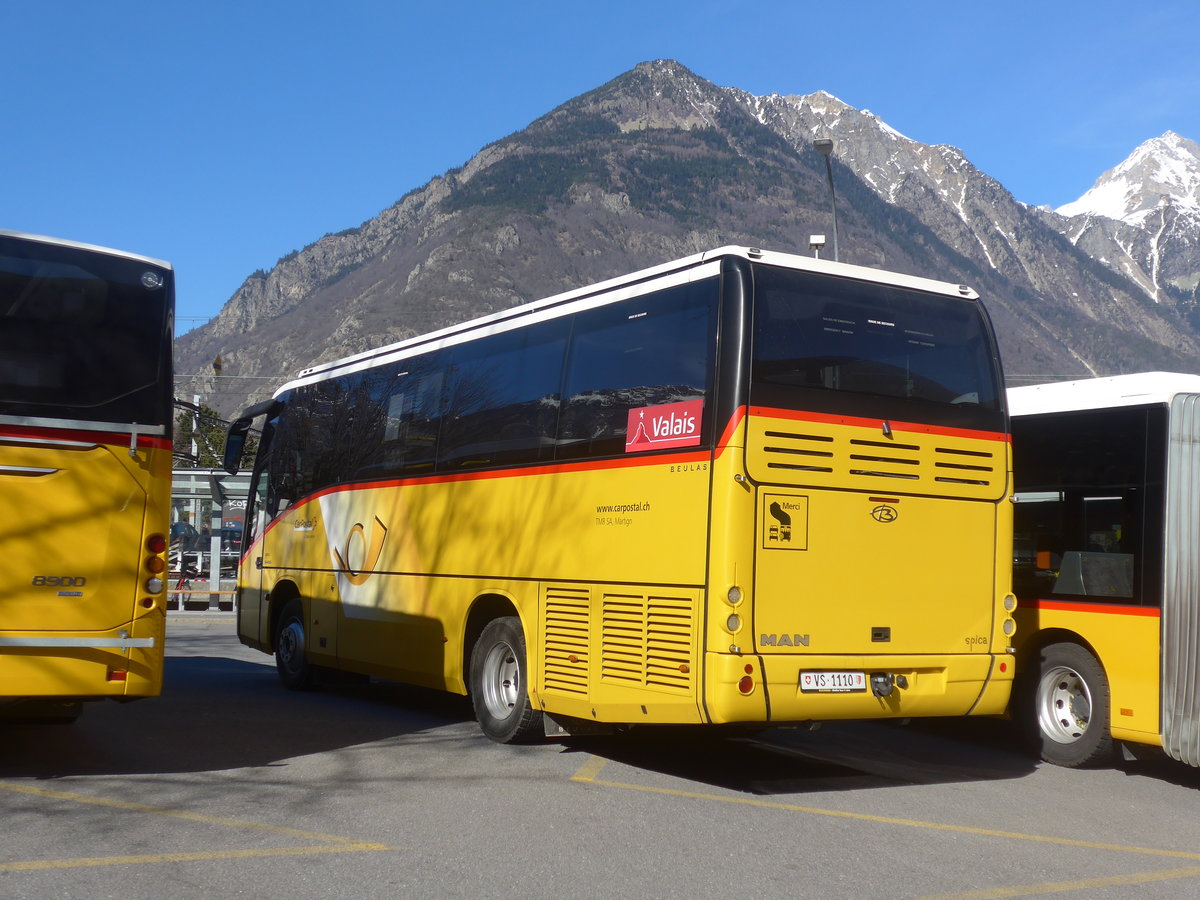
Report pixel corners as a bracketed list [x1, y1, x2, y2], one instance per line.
[543, 586, 590, 695]
[601, 592, 694, 693]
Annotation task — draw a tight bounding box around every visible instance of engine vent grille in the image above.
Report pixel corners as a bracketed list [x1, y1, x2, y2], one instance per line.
[543, 586, 590, 695]
[601, 592, 694, 693]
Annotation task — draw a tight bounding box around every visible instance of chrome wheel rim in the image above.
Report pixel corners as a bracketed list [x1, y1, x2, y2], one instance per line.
[1037, 664, 1091, 744]
[480, 639, 520, 720]
[278, 620, 305, 676]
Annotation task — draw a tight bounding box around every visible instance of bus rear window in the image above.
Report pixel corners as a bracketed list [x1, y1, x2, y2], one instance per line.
[750, 264, 1003, 430]
[0, 242, 172, 427]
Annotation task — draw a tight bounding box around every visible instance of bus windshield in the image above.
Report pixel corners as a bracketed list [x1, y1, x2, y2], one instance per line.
[0, 234, 173, 427]
[750, 264, 1003, 430]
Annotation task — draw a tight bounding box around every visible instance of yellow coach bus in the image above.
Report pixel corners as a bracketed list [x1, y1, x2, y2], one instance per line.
[224, 246, 1015, 742]
[0, 230, 174, 720]
[1010, 372, 1200, 767]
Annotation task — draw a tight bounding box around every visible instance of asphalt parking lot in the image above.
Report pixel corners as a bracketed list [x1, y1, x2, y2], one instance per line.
[4, 616, 1200, 899]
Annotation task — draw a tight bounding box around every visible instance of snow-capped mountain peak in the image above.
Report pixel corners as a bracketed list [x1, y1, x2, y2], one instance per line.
[1057, 131, 1200, 224]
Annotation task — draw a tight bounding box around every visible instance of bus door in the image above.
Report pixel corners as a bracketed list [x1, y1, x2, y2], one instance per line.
[225, 403, 277, 650]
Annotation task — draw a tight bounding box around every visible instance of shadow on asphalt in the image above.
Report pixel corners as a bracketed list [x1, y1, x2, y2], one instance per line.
[563, 716, 1038, 794]
[0, 654, 475, 779]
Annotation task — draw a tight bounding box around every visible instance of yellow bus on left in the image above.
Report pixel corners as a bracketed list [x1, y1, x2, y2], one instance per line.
[0, 229, 174, 721]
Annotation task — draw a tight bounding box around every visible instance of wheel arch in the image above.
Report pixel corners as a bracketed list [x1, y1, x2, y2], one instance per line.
[265, 578, 302, 653]
[462, 591, 523, 686]
[1015, 627, 1106, 680]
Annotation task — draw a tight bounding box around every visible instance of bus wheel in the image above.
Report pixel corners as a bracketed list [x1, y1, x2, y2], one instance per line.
[274, 599, 315, 691]
[1029, 642, 1114, 768]
[470, 617, 543, 743]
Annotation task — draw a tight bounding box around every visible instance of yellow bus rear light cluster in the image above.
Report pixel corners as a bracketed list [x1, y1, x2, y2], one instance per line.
[738, 663, 755, 695]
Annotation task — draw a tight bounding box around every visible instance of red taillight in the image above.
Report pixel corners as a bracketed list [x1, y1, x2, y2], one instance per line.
[107, 669, 128, 682]
[738, 675, 754, 694]
[146, 534, 167, 554]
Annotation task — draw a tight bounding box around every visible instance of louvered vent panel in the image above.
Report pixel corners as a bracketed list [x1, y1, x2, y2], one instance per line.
[543, 586, 590, 695]
[756, 426, 1004, 498]
[645, 595, 694, 690]
[932, 445, 999, 487]
[601, 591, 694, 693]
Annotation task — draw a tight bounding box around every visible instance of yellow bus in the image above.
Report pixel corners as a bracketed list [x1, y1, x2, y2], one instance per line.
[1010, 372, 1200, 767]
[224, 246, 1015, 742]
[0, 230, 174, 721]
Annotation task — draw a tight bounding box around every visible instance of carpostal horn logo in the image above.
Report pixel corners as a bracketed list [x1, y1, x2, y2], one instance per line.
[332, 516, 388, 585]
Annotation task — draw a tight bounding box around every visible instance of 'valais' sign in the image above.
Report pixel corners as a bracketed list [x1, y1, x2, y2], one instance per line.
[625, 399, 704, 452]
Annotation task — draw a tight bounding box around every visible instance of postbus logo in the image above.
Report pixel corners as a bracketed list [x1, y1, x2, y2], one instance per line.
[625, 399, 703, 452]
[332, 516, 388, 585]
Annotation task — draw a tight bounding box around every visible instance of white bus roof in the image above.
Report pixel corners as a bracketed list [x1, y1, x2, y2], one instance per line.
[1008, 372, 1200, 416]
[284, 245, 980, 392]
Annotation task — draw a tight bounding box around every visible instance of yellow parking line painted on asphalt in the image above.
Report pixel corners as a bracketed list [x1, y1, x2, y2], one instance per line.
[569, 755, 1200, 864]
[921, 865, 1200, 899]
[0, 780, 397, 873]
[0, 780, 383, 846]
[569, 754, 610, 784]
[0, 843, 392, 873]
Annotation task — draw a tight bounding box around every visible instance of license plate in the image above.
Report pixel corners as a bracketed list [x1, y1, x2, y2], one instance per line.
[800, 671, 867, 693]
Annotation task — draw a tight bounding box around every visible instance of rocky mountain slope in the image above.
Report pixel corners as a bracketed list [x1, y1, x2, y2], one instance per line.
[1042, 131, 1200, 313]
[176, 61, 1200, 416]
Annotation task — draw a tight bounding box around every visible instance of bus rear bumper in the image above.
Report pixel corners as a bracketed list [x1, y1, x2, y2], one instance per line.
[0, 630, 163, 700]
[704, 651, 1012, 724]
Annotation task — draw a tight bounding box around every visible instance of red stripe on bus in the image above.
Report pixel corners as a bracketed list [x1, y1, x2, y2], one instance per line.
[0, 423, 172, 450]
[1023, 598, 1161, 617]
[748, 406, 1010, 443]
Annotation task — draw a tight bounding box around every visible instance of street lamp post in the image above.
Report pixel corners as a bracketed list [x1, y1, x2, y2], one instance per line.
[813, 138, 840, 263]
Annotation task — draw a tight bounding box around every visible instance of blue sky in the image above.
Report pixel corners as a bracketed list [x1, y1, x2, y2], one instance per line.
[4, 1, 1198, 335]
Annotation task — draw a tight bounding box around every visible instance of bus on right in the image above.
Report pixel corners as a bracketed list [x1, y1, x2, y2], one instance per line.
[1009, 372, 1200, 767]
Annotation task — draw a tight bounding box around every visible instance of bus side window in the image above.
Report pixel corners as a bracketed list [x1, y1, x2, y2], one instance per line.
[439, 320, 567, 470]
[557, 281, 716, 459]
[379, 362, 443, 474]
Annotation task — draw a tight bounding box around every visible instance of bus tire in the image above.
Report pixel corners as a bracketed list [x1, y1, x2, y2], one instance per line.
[1027, 642, 1115, 768]
[274, 599, 316, 691]
[469, 617, 543, 743]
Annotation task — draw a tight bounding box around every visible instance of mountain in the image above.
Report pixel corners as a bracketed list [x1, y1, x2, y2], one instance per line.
[176, 61, 1200, 417]
[1042, 132, 1200, 311]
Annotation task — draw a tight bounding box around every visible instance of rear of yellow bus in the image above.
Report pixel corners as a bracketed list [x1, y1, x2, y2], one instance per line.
[704, 254, 1015, 725]
[0, 231, 174, 719]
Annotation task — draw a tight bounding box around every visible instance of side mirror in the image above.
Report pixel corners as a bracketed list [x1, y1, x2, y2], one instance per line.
[222, 398, 281, 475]
[222, 418, 251, 475]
